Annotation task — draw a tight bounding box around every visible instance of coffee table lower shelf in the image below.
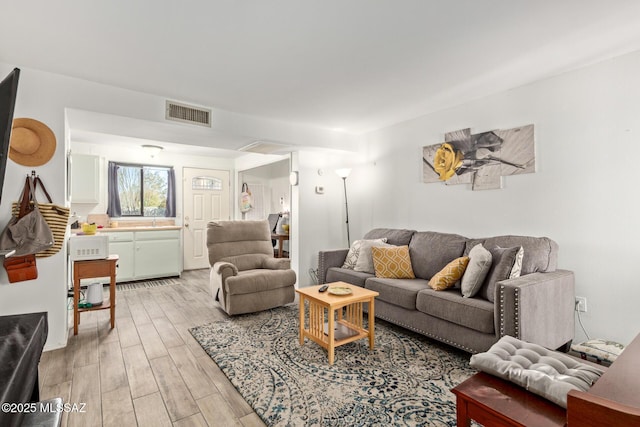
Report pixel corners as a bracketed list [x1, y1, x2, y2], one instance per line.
[302, 320, 368, 347]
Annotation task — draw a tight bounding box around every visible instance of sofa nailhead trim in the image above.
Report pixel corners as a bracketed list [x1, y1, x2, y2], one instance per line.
[374, 312, 479, 354]
[499, 286, 506, 336]
[499, 285, 520, 339]
[318, 253, 325, 284]
[514, 287, 520, 339]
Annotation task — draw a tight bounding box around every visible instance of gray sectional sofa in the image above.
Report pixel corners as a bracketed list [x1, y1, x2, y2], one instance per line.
[318, 228, 575, 354]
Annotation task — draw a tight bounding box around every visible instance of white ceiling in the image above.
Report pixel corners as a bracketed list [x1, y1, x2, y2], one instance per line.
[3, 0, 640, 136]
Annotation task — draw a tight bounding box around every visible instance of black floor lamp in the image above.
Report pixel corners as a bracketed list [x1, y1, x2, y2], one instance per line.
[336, 168, 352, 247]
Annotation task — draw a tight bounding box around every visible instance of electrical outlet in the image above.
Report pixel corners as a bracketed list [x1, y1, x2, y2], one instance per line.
[575, 296, 587, 312]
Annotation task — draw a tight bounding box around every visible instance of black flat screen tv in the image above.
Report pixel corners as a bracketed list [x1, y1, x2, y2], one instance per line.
[0, 68, 20, 206]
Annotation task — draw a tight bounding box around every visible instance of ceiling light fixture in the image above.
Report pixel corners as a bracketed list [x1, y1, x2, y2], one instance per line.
[142, 144, 163, 158]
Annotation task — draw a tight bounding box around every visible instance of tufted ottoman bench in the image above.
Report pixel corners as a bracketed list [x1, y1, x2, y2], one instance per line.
[451, 335, 606, 427]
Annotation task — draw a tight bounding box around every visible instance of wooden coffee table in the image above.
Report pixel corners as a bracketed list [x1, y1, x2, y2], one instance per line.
[296, 282, 378, 364]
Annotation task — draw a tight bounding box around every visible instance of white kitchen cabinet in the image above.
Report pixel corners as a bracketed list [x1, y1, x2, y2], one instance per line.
[135, 241, 181, 279]
[134, 230, 180, 279]
[70, 154, 100, 203]
[106, 232, 135, 281]
[101, 229, 180, 282]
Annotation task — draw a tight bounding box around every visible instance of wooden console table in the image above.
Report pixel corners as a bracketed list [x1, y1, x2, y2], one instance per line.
[272, 233, 289, 258]
[451, 371, 566, 427]
[567, 332, 640, 425]
[452, 332, 640, 427]
[72, 255, 118, 335]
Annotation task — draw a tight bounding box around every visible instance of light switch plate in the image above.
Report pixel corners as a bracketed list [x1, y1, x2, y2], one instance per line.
[315, 186, 324, 194]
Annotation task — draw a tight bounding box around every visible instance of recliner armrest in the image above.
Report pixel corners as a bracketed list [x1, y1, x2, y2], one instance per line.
[496, 269, 575, 350]
[318, 249, 349, 284]
[214, 261, 238, 276]
[263, 258, 291, 270]
[211, 261, 239, 309]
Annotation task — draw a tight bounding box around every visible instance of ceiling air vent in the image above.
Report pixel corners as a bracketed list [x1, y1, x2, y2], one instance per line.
[165, 100, 211, 127]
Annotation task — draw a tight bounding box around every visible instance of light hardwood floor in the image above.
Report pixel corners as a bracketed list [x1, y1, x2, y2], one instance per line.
[38, 269, 266, 427]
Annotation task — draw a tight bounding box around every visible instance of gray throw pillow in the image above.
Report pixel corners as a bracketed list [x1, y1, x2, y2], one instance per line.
[342, 238, 387, 269]
[479, 246, 521, 302]
[354, 240, 393, 274]
[461, 243, 492, 298]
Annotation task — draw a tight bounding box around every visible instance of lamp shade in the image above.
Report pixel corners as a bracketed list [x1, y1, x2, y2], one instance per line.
[335, 168, 351, 178]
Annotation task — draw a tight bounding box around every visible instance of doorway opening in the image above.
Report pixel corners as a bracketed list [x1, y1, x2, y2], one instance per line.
[238, 158, 291, 258]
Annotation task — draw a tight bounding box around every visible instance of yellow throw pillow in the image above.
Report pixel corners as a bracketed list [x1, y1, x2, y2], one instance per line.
[429, 257, 470, 290]
[371, 245, 416, 279]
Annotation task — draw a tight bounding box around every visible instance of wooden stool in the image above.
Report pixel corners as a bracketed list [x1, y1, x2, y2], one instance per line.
[72, 255, 118, 335]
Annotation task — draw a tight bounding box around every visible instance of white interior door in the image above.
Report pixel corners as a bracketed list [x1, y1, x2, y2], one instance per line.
[183, 168, 230, 270]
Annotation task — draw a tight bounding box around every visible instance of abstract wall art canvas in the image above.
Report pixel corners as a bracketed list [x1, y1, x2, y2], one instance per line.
[422, 124, 535, 190]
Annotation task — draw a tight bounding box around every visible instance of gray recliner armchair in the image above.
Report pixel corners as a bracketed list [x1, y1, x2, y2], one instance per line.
[207, 220, 296, 315]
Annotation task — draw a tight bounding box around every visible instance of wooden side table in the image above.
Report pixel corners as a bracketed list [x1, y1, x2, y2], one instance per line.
[271, 233, 290, 258]
[72, 254, 118, 335]
[296, 282, 378, 365]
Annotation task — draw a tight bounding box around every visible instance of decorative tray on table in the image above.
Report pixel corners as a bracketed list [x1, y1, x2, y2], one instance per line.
[328, 286, 353, 296]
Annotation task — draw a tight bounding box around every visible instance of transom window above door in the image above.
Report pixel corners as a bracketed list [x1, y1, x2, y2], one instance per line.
[192, 176, 223, 191]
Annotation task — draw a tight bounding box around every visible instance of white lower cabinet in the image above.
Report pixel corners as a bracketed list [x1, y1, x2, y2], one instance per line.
[104, 229, 181, 282]
[135, 230, 181, 279]
[110, 241, 135, 281]
[105, 232, 135, 282]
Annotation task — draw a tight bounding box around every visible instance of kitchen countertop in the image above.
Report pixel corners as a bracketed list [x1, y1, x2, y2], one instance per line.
[101, 225, 182, 232]
[72, 225, 182, 234]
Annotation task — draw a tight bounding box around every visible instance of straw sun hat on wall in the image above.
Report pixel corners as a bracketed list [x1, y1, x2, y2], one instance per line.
[9, 118, 57, 167]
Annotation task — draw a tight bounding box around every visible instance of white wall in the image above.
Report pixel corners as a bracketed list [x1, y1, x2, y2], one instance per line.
[295, 149, 364, 286]
[0, 65, 73, 350]
[349, 50, 640, 346]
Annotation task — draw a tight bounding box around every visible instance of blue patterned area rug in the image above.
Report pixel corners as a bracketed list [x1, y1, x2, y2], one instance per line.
[190, 306, 475, 426]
